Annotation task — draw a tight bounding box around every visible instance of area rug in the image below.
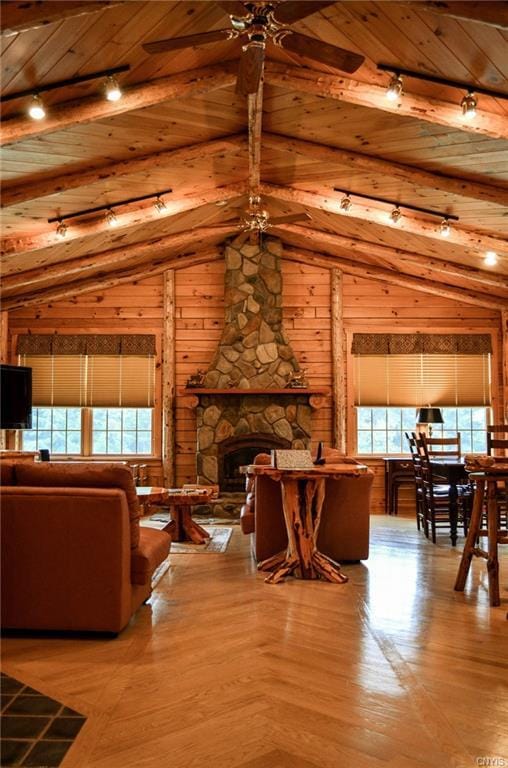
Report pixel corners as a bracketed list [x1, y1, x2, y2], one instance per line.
[141, 517, 233, 554]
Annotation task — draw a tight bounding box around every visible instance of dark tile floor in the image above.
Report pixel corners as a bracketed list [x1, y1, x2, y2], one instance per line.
[1, 673, 86, 767]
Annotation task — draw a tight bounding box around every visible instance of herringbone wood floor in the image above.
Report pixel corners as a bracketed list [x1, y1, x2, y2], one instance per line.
[2, 517, 507, 768]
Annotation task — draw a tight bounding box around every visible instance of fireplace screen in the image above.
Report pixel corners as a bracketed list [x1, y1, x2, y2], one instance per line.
[219, 435, 290, 492]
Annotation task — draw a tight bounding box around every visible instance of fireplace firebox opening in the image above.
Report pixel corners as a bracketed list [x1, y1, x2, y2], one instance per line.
[219, 435, 290, 492]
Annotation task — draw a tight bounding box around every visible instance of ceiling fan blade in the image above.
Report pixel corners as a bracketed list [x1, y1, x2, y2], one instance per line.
[273, 1, 336, 24]
[215, 1, 248, 16]
[236, 42, 265, 95]
[269, 212, 312, 226]
[278, 31, 364, 74]
[143, 28, 234, 54]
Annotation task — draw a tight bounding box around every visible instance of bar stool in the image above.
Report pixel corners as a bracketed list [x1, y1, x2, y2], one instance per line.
[454, 468, 508, 607]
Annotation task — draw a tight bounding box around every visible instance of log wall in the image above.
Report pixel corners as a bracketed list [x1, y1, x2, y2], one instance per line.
[6, 258, 505, 513]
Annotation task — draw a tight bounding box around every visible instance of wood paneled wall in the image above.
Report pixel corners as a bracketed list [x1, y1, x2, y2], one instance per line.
[6, 257, 505, 513]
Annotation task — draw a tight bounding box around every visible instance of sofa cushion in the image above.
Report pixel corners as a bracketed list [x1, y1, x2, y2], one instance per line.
[131, 527, 171, 585]
[0, 461, 16, 485]
[15, 462, 141, 548]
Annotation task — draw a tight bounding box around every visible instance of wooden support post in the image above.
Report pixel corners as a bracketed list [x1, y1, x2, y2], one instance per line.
[331, 270, 346, 454]
[162, 270, 176, 487]
[502, 310, 508, 421]
[0, 311, 9, 363]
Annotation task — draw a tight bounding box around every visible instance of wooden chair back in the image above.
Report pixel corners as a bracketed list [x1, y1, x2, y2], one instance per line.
[419, 433, 461, 459]
[486, 424, 508, 456]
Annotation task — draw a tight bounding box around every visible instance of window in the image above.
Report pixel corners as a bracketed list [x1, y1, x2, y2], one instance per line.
[92, 408, 152, 455]
[356, 407, 488, 455]
[23, 407, 82, 455]
[22, 407, 153, 456]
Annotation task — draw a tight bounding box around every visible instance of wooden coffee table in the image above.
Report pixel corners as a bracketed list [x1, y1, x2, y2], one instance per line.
[136, 487, 213, 544]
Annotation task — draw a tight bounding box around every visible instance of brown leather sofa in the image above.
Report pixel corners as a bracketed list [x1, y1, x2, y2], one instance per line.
[1, 461, 171, 633]
[240, 449, 373, 562]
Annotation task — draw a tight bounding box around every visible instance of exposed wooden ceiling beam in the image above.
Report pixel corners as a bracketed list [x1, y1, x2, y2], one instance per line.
[248, 79, 264, 198]
[275, 222, 508, 293]
[0, 1, 124, 37]
[260, 183, 507, 256]
[1, 135, 246, 208]
[1, 185, 246, 256]
[262, 133, 508, 208]
[408, 2, 508, 30]
[264, 63, 508, 141]
[2, 249, 223, 310]
[0, 64, 236, 146]
[279, 242, 506, 311]
[1, 227, 235, 297]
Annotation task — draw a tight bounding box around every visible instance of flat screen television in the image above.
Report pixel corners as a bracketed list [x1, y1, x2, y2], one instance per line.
[0, 364, 32, 429]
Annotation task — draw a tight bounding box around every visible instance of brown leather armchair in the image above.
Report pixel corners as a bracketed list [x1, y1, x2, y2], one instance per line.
[240, 449, 373, 562]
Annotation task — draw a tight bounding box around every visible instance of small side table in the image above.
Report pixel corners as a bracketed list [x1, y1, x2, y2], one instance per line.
[454, 467, 508, 607]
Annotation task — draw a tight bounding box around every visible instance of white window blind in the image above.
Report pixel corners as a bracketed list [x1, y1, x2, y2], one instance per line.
[23, 355, 86, 407]
[22, 355, 154, 408]
[354, 354, 491, 407]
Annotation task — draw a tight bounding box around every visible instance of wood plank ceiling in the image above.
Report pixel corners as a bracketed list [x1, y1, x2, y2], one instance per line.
[1, 0, 507, 310]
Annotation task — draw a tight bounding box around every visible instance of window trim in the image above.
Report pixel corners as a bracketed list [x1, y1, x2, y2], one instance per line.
[22, 406, 156, 459]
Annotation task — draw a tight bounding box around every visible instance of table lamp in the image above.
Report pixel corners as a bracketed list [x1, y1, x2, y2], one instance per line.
[416, 407, 444, 436]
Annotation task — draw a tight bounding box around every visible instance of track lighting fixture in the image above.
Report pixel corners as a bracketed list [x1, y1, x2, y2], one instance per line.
[154, 196, 167, 213]
[386, 73, 403, 102]
[440, 218, 451, 238]
[55, 220, 68, 239]
[461, 91, 477, 120]
[27, 94, 46, 120]
[105, 208, 118, 227]
[104, 75, 122, 102]
[484, 251, 498, 267]
[333, 188, 459, 233]
[339, 194, 352, 212]
[389, 207, 402, 224]
[377, 64, 507, 121]
[2, 65, 130, 115]
[47, 189, 173, 233]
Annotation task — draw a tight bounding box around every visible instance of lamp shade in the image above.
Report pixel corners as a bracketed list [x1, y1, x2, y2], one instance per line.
[417, 407, 444, 424]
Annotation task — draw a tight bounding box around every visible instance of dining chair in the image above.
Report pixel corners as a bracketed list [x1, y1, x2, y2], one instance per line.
[418, 433, 472, 543]
[405, 432, 427, 536]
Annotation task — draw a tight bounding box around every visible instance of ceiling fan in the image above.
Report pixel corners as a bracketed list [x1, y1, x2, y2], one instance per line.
[142, 1, 365, 95]
[214, 194, 311, 243]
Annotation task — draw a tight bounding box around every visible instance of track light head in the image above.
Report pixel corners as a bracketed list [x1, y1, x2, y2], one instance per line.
[340, 194, 352, 212]
[104, 75, 122, 102]
[27, 93, 46, 120]
[389, 206, 402, 224]
[154, 196, 167, 213]
[386, 73, 403, 102]
[105, 208, 118, 227]
[440, 218, 451, 238]
[461, 91, 477, 120]
[484, 250, 498, 266]
[55, 220, 68, 239]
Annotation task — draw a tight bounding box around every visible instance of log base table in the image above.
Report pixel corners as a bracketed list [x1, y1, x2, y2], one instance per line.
[163, 489, 213, 544]
[136, 487, 213, 544]
[244, 463, 369, 584]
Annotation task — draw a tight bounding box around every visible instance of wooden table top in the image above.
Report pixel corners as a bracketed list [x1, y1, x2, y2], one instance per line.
[135, 486, 213, 504]
[241, 463, 369, 478]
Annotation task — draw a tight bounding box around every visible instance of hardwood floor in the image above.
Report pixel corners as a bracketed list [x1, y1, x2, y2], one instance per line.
[2, 517, 507, 768]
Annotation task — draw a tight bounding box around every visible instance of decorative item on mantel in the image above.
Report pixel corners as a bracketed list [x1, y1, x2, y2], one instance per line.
[186, 369, 205, 388]
[285, 368, 308, 389]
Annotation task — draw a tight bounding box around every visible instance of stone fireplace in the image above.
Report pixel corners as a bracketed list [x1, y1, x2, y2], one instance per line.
[183, 236, 327, 492]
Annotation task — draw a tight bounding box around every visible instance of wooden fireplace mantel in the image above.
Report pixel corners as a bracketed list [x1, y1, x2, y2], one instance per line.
[179, 387, 330, 410]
